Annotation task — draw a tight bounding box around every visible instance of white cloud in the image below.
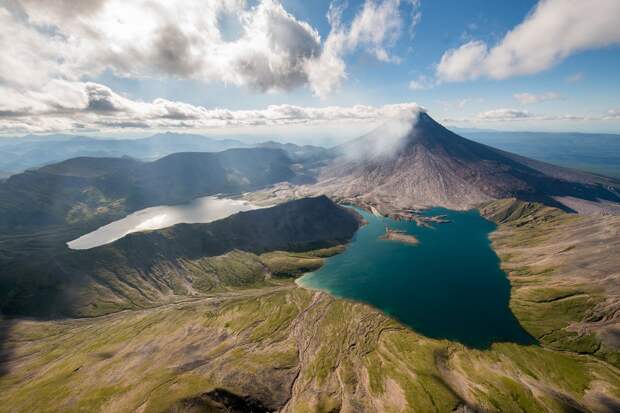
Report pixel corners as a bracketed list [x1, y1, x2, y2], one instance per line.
[0, 80, 425, 134]
[5, 0, 322, 92]
[303, 2, 349, 99]
[605, 109, 620, 119]
[436, 0, 620, 82]
[408, 75, 434, 90]
[1, 0, 416, 103]
[347, 0, 405, 63]
[436, 40, 488, 82]
[477, 108, 533, 121]
[306, 0, 420, 97]
[408, 80, 427, 91]
[0, 0, 424, 133]
[513, 92, 561, 105]
[444, 107, 618, 124]
[436, 98, 482, 111]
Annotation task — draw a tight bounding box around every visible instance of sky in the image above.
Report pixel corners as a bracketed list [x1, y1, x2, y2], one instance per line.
[1, 0, 620, 142]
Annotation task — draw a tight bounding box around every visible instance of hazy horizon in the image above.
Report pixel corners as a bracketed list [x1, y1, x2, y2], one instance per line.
[1, 0, 619, 138]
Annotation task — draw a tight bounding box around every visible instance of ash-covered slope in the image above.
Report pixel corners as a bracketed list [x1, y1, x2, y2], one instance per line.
[319, 112, 620, 213]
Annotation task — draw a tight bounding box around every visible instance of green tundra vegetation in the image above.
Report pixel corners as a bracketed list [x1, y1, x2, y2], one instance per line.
[1, 199, 620, 412]
[480, 199, 620, 367]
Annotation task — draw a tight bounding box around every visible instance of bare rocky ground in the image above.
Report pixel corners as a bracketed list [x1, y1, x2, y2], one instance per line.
[379, 227, 420, 244]
[313, 113, 620, 216]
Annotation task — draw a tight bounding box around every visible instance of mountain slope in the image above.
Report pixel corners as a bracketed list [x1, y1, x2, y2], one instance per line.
[318, 112, 620, 214]
[0, 196, 361, 317]
[0, 133, 246, 174]
[480, 198, 620, 364]
[0, 132, 330, 177]
[5, 284, 620, 413]
[0, 148, 296, 230]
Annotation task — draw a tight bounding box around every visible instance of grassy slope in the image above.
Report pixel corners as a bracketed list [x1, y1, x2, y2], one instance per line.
[480, 199, 620, 367]
[2, 244, 620, 412]
[0, 196, 360, 318]
[0, 148, 296, 234]
[2, 285, 620, 412]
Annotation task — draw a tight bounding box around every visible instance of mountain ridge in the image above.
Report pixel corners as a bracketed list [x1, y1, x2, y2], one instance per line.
[0, 148, 297, 231]
[317, 112, 620, 214]
[0, 132, 329, 177]
[0, 196, 361, 317]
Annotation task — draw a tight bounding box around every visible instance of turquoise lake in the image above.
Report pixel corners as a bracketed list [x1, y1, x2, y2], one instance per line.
[298, 207, 534, 348]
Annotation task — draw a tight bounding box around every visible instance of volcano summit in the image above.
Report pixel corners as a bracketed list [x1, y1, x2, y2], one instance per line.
[318, 112, 620, 214]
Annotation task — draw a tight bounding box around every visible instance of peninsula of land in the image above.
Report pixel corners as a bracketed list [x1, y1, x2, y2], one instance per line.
[379, 226, 419, 245]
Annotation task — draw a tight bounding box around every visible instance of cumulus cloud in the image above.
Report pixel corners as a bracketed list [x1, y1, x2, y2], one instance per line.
[436, 0, 620, 82]
[444, 107, 620, 124]
[306, 0, 420, 97]
[436, 40, 488, 82]
[476, 108, 535, 121]
[0, 0, 422, 133]
[1, 0, 416, 101]
[0, 80, 424, 134]
[513, 92, 561, 105]
[5, 0, 323, 92]
[408, 75, 434, 91]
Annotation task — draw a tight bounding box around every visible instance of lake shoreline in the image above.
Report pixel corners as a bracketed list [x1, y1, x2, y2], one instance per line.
[379, 227, 419, 245]
[296, 205, 533, 348]
[67, 195, 261, 250]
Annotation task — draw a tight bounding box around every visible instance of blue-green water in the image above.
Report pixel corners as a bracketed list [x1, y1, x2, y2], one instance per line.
[298, 207, 534, 348]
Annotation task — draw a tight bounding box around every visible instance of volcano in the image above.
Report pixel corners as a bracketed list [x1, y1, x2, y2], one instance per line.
[318, 112, 620, 214]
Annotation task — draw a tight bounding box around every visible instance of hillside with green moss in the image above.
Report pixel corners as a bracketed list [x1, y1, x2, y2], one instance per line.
[0, 196, 360, 318]
[0, 148, 296, 231]
[480, 199, 620, 368]
[2, 198, 620, 412]
[2, 277, 620, 412]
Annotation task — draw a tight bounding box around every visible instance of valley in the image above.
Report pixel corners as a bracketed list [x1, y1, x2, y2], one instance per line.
[2, 203, 620, 412]
[3, 2, 620, 411]
[1, 112, 619, 412]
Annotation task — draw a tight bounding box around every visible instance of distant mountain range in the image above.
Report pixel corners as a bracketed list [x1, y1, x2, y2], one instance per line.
[0, 148, 298, 231]
[2, 113, 618, 234]
[459, 129, 620, 178]
[0, 132, 329, 177]
[2, 127, 619, 184]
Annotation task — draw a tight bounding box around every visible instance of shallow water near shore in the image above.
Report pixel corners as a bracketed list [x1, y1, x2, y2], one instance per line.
[68, 196, 259, 250]
[298, 207, 534, 348]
